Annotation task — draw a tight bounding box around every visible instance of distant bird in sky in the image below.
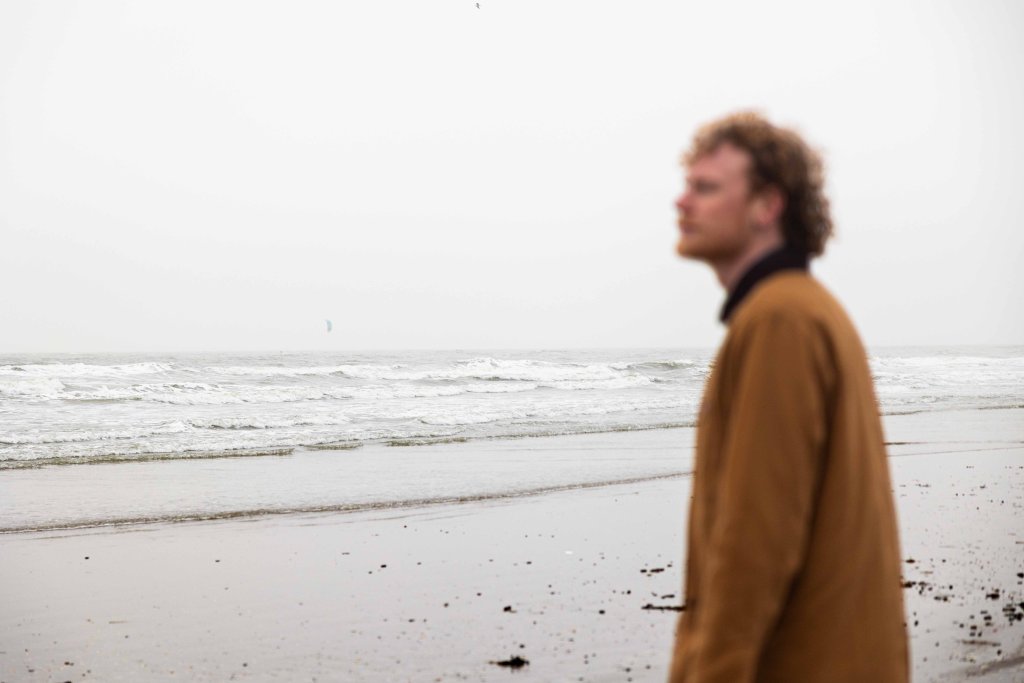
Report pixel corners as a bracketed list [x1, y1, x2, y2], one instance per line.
[325, 319, 333, 333]
[476, 3, 480, 7]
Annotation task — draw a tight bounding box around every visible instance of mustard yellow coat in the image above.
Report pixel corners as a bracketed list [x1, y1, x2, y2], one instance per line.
[669, 272, 909, 683]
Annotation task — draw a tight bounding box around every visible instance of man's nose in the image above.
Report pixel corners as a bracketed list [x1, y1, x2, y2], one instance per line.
[675, 191, 690, 213]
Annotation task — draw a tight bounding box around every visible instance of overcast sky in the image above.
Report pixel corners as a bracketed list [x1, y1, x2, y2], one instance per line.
[2, 0, 1022, 353]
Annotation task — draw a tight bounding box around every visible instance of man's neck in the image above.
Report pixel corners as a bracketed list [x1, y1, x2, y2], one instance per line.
[712, 235, 786, 293]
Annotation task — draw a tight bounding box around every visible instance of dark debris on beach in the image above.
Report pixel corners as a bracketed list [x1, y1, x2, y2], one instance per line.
[641, 603, 686, 612]
[900, 550, 1024, 673]
[491, 655, 529, 668]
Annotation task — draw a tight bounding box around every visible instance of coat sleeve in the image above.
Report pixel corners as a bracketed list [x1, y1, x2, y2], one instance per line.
[687, 312, 831, 683]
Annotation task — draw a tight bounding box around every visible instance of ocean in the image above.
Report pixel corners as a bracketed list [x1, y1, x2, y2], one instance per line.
[1, 347, 1022, 532]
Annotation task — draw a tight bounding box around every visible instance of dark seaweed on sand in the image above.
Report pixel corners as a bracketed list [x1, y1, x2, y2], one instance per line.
[492, 655, 529, 668]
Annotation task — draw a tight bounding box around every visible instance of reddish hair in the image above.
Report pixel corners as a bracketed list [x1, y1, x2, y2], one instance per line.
[684, 111, 834, 256]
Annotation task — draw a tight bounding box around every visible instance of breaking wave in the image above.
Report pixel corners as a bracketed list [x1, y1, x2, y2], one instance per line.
[2, 348, 1021, 468]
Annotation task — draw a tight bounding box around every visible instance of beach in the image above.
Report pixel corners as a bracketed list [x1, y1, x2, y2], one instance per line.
[3, 0, 1022, 678]
[2, 407, 1022, 682]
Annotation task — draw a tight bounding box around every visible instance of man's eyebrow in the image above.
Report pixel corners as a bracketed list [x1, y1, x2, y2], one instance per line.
[687, 176, 717, 186]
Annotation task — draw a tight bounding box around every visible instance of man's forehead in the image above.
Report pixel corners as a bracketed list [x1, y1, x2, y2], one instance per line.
[685, 142, 752, 178]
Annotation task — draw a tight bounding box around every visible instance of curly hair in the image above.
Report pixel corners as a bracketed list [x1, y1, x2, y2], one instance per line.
[683, 111, 834, 257]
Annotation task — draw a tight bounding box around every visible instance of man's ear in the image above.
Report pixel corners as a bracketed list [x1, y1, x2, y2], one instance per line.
[752, 186, 786, 232]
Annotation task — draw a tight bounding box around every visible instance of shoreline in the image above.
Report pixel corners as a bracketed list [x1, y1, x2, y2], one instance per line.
[0, 471, 692, 535]
[2, 407, 1021, 536]
[0, 426, 697, 534]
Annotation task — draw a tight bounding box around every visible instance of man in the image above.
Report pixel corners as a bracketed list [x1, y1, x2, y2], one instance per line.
[668, 112, 909, 683]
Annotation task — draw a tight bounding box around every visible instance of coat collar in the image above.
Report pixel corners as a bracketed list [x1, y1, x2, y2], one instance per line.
[719, 246, 809, 323]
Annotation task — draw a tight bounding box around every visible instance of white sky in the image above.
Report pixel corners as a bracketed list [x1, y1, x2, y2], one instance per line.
[2, 0, 1022, 353]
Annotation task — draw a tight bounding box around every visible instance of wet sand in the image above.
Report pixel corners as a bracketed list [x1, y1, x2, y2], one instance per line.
[1, 408, 1022, 682]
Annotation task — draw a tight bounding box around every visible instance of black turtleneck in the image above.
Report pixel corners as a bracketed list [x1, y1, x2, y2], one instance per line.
[719, 246, 809, 323]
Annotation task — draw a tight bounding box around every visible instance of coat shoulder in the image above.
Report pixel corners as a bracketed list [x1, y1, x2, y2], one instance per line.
[723, 272, 863, 376]
[730, 271, 849, 336]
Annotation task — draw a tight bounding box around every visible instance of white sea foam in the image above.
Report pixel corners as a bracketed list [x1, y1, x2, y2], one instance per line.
[207, 364, 369, 377]
[541, 376, 655, 390]
[208, 357, 643, 383]
[0, 377, 65, 397]
[416, 395, 687, 427]
[871, 355, 1024, 369]
[1, 376, 610, 404]
[0, 420, 189, 446]
[612, 359, 696, 371]
[188, 414, 352, 430]
[0, 362, 173, 377]
[2, 348, 1021, 466]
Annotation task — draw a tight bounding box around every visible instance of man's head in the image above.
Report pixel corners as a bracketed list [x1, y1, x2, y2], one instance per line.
[675, 112, 833, 275]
